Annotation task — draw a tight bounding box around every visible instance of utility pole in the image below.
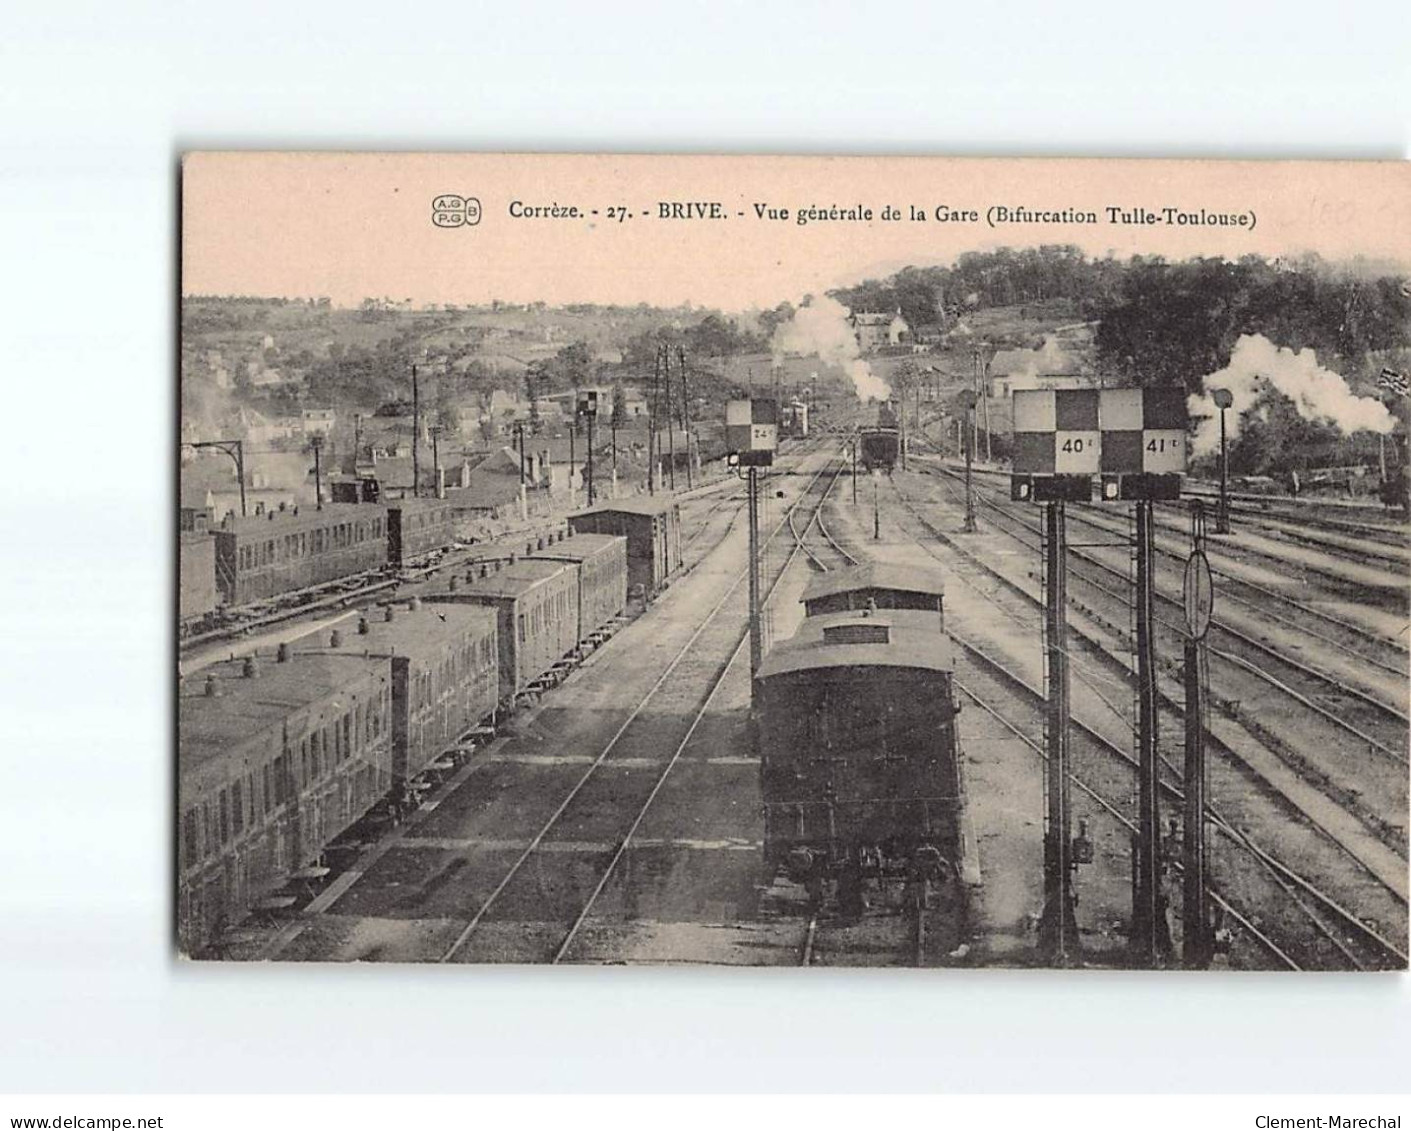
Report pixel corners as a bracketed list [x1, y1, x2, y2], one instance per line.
[586, 411, 596, 505]
[980, 345, 993, 463]
[569, 417, 577, 510]
[1037, 501, 1079, 963]
[851, 437, 858, 504]
[1182, 502, 1213, 969]
[411, 363, 421, 498]
[873, 473, 880, 541]
[665, 345, 677, 491]
[431, 424, 442, 499]
[959, 390, 977, 533]
[678, 345, 693, 489]
[1130, 499, 1171, 966]
[310, 434, 324, 510]
[649, 347, 660, 495]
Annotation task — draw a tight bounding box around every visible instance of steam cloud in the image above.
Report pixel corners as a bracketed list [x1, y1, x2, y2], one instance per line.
[1187, 334, 1394, 458]
[771, 296, 891, 401]
[1001, 336, 1079, 393]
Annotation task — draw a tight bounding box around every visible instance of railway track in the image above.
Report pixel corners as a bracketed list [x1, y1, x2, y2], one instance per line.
[919, 462, 1409, 856]
[437, 450, 849, 964]
[882, 472, 1407, 970]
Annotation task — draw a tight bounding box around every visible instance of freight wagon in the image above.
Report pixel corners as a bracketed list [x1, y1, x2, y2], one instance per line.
[569, 497, 682, 598]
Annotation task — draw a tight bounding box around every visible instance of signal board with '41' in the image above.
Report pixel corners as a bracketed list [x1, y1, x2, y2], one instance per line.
[1010, 387, 1188, 502]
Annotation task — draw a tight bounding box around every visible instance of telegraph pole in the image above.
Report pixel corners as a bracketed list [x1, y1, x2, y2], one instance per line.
[1130, 499, 1171, 965]
[1037, 501, 1079, 963]
[851, 438, 858, 504]
[569, 417, 577, 510]
[310, 434, 324, 510]
[649, 347, 660, 495]
[678, 345, 693, 489]
[411, 364, 420, 498]
[665, 346, 677, 491]
[431, 425, 442, 499]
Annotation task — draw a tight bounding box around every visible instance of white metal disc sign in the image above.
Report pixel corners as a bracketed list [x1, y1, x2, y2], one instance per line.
[1183, 550, 1214, 640]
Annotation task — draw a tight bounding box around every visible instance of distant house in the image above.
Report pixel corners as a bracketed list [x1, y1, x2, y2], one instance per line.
[302, 408, 336, 437]
[850, 310, 910, 351]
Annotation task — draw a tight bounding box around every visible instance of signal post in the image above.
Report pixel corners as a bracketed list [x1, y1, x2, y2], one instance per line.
[1011, 386, 1188, 967]
[727, 398, 778, 692]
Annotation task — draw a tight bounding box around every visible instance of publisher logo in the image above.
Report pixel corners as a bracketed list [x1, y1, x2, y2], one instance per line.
[432, 195, 482, 228]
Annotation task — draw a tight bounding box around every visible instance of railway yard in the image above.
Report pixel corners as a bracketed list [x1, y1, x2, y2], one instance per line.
[179, 423, 1411, 970]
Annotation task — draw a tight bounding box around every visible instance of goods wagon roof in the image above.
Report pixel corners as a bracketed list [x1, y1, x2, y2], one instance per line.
[801, 562, 945, 603]
[526, 533, 625, 563]
[575, 497, 679, 518]
[300, 601, 496, 661]
[179, 651, 388, 772]
[757, 610, 951, 678]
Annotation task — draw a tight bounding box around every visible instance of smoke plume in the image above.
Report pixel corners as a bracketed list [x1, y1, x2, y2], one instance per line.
[1001, 336, 1080, 393]
[1187, 334, 1394, 457]
[771, 296, 891, 401]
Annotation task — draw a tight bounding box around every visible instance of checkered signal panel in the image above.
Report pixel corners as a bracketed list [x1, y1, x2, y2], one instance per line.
[1012, 388, 1187, 475]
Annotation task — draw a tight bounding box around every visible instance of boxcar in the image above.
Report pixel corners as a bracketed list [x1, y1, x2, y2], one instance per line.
[386, 498, 457, 567]
[177, 647, 393, 953]
[303, 600, 498, 789]
[754, 605, 974, 911]
[211, 503, 388, 606]
[569, 497, 682, 598]
[179, 532, 218, 624]
[801, 562, 943, 625]
[422, 558, 581, 704]
[527, 531, 628, 642]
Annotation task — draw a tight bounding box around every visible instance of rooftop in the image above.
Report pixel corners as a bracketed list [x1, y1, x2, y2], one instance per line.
[526, 532, 624, 564]
[300, 600, 496, 663]
[213, 501, 378, 537]
[757, 609, 952, 679]
[179, 649, 388, 777]
[801, 562, 946, 604]
[575, 496, 680, 518]
[428, 558, 571, 600]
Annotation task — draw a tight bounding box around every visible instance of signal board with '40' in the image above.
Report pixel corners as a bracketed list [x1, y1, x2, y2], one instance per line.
[1011, 387, 1188, 502]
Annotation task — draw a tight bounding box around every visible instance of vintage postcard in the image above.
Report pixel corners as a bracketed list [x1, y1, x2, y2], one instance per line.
[178, 154, 1410, 969]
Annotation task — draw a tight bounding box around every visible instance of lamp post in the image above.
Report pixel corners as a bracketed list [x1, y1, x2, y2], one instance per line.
[1212, 388, 1233, 534]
